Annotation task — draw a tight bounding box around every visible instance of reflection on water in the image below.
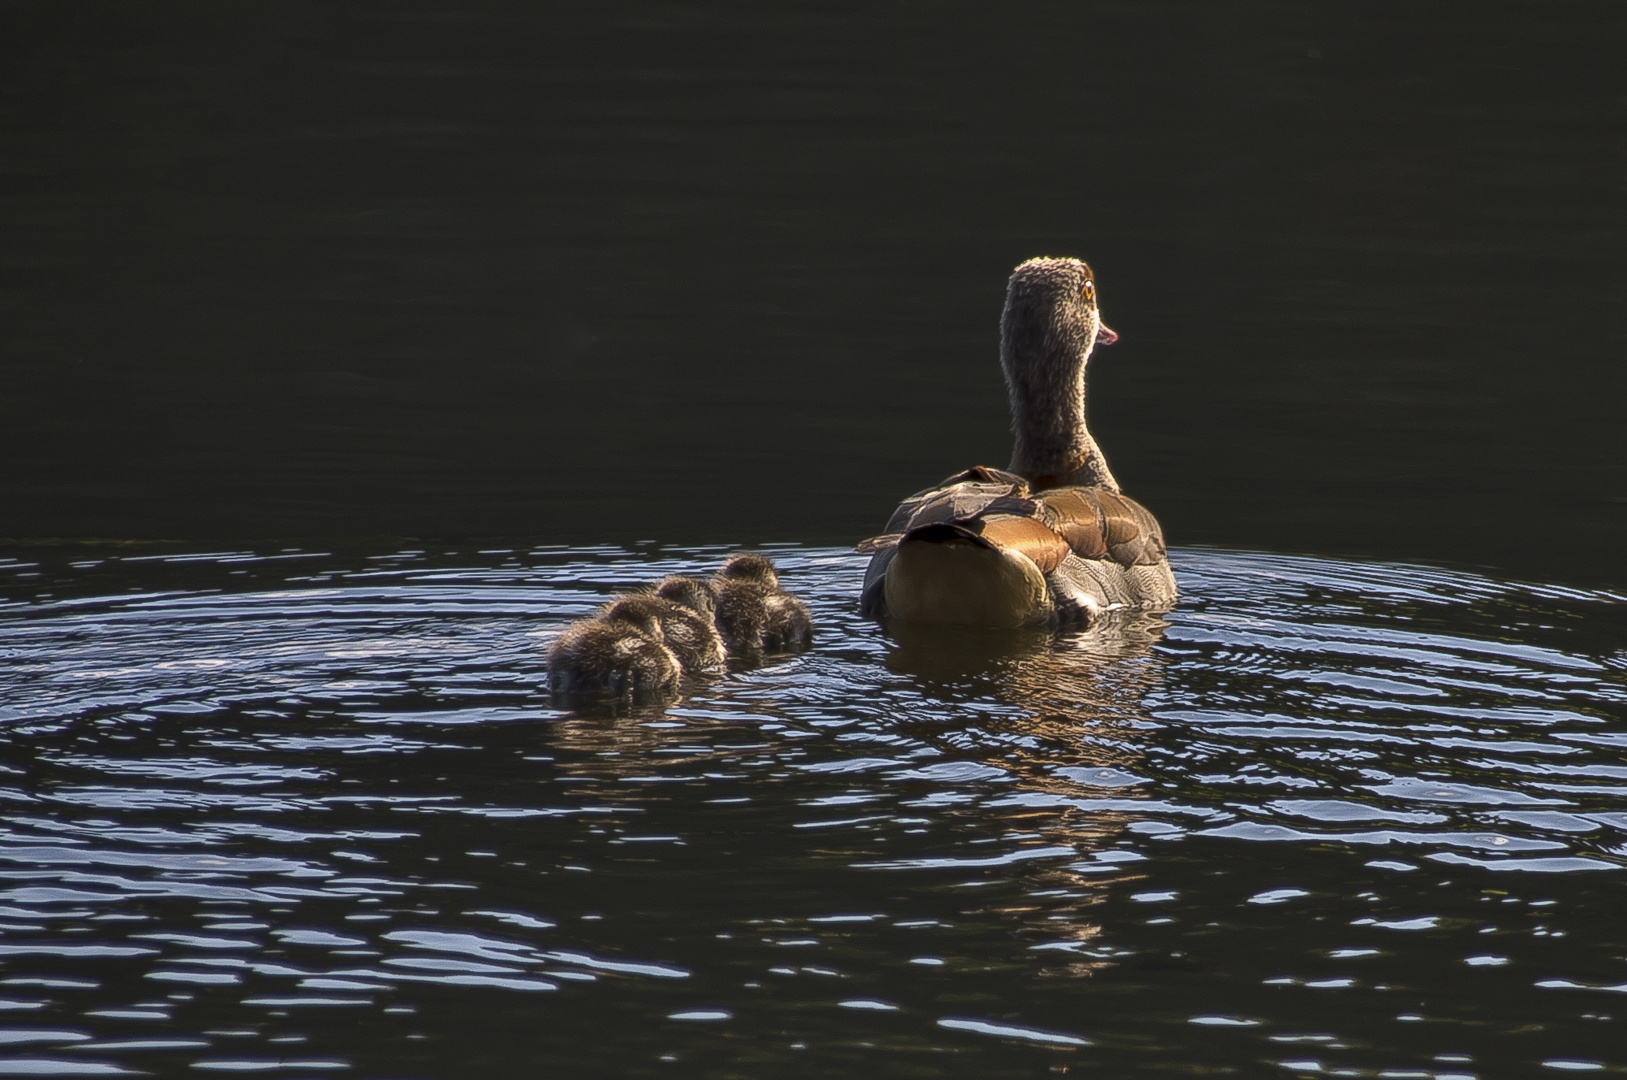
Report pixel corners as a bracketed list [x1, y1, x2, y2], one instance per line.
[0, 543, 1624, 1076]
[882, 616, 1169, 970]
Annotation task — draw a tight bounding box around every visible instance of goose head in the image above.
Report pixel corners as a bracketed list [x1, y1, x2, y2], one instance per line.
[1000, 257, 1120, 492]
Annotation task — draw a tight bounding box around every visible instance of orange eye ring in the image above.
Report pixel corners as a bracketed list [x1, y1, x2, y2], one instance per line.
[1083, 280, 1095, 301]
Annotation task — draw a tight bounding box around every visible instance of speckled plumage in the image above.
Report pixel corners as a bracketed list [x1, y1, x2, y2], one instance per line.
[606, 592, 726, 673]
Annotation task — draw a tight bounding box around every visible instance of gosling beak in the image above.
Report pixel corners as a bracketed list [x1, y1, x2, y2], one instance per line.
[1095, 323, 1119, 346]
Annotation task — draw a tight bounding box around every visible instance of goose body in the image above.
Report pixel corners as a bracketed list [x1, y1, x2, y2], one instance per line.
[859, 258, 1176, 627]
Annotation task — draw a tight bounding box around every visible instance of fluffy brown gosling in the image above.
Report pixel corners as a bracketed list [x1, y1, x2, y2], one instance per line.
[546, 604, 681, 697]
[713, 554, 814, 657]
[605, 592, 725, 673]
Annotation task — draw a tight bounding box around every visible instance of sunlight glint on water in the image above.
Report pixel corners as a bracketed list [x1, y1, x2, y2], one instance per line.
[0, 545, 1623, 1077]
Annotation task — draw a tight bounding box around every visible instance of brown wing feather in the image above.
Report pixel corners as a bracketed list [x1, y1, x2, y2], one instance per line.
[1038, 487, 1167, 567]
[1094, 490, 1167, 566]
[878, 466, 1030, 535]
[973, 515, 1071, 574]
[1132, 498, 1169, 563]
[935, 465, 1031, 490]
[908, 482, 1029, 528]
[854, 534, 902, 555]
[860, 473, 1063, 570]
[1037, 488, 1108, 558]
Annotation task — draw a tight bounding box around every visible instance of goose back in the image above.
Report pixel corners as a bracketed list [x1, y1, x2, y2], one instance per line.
[858, 466, 1175, 627]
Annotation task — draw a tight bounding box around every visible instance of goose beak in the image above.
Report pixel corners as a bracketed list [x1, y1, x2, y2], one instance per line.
[1095, 323, 1119, 346]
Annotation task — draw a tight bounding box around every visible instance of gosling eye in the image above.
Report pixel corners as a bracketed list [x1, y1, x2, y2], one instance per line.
[1082, 280, 1095, 301]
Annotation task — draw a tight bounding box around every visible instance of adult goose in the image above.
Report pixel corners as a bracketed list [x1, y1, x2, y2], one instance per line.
[858, 257, 1176, 627]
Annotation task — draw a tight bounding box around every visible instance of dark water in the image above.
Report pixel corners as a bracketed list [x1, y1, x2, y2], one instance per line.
[0, 545, 1624, 1077]
[2, 1, 1623, 587]
[3, 3, 1626, 1077]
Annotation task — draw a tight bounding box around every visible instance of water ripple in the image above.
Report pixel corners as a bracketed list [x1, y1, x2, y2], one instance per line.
[0, 544, 1621, 1075]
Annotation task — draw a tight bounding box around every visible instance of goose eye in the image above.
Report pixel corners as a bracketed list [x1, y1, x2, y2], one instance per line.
[1082, 280, 1095, 301]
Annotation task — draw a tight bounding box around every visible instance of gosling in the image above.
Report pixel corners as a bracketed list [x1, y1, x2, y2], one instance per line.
[546, 602, 681, 697]
[713, 554, 814, 657]
[653, 574, 719, 620]
[605, 592, 725, 673]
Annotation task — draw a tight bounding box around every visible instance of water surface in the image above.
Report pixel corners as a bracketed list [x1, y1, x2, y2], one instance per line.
[1, 544, 1623, 1077]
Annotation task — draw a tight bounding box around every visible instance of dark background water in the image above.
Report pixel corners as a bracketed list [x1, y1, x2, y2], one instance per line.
[2, 0, 1623, 587]
[3, 8, 1627, 1077]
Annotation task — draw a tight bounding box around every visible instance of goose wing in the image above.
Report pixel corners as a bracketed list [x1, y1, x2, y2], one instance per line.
[859, 469, 1164, 570]
[1037, 487, 1168, 566]
[864, 465, 1033, 538]
[857, 469, 1168, 621]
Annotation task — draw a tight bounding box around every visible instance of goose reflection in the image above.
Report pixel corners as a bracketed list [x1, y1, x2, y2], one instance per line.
[882, 610, 1167, 779]
[882, 612, 1171, 973]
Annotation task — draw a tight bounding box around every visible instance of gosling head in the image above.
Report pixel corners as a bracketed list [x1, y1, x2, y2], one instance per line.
[717, 553, 779, 589]
[653, 575, 718, 617]
[601, 594, 668, 637]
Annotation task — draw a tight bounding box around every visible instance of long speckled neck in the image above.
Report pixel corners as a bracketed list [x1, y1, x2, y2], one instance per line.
[999, 259, 1120, 493]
